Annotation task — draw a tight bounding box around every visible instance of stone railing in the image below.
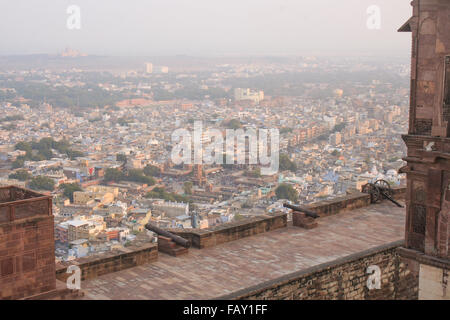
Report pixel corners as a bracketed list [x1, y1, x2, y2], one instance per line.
[55, 243, 158, 282]
[306, 193, 371, 217]
[306, 187, 406, 217]
[170, 212, 287, 249]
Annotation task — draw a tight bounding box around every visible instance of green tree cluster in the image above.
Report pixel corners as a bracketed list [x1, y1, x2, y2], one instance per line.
[29, 176, 55, 191]
[222, 119, 243, 129]
[244, 167, 261, 178]
[60, 183, 83, 202]
[275, 183, 299, 202]
[13, 137, 84, 168]
[104, 168, 155, 186]
[8, 170, 32, 181]
[116, 154, 127, 163]
[332, 122, 347, 133]
[183, 181, 193, 195]
[145, 187, 189, 202]
[279, 154, 297, 172]
[143, 164, 161, 177]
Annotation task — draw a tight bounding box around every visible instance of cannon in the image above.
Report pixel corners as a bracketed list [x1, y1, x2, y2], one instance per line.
[361, 179, 404, 208]
[145, 223, 191, 248]
[283, 203, 320, 219]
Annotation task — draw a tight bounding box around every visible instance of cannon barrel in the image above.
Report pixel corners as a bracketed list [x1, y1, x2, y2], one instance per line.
[379, 191, 405, 208]
[283, 203, 319, 219]
[145, 223, 191, 248]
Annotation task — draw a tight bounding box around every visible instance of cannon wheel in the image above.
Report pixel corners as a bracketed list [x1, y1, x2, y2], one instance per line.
[374, 179, 393, 198]
[362, 183, 381, 203]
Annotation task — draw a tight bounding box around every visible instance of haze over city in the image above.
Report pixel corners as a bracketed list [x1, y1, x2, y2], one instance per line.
[0, 0, 412, 56]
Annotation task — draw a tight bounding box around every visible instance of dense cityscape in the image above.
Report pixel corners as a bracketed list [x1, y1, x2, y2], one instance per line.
[0, 53, 409, 262]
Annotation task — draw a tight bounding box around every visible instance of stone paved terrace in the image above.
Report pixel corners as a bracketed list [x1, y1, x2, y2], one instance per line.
[82, 200, 406, 300]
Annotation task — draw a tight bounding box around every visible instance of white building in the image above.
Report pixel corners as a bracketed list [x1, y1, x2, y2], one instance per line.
[234, 88, 264, 104]
[152, 200, 189, 218]
[145, 63, 153, 74]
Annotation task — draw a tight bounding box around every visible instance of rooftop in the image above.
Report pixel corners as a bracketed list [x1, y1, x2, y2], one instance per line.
[81, 200, 405, 300]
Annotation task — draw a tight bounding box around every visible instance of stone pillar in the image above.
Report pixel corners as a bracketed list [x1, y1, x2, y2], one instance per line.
[398, 0, 450, 300]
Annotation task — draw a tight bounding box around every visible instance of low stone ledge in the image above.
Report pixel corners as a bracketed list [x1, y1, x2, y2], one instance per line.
[170, 212, 287, 249]
[55, 243, 158, 282]
[307, 192, 371, 217]
[306, 187, 406, 217]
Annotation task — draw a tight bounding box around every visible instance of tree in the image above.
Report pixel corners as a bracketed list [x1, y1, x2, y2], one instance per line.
[143, 164, 161, 177]
[332, 122, 347, 133]
[116, 154, 127, 163]
[223, 119, 242, 129]
[183, 181, 193, 195]
[279, 154, 297, 172]
[60, 183, 83, 202]
[36, 137, 54, 151]
[275, 183, 299, 202]
[67, 149, 84, 160]
[117, 117, 132, 126]
[331, 150, 341, 157]
[15, 141, 32, 153]
[126, 169, 156, 185]
[244, 167, 261, 178]
[13, 138, 84, 162]
[145, 187, 189, 203]
[12, 157, 25, 169]
[39, 148, 54, 160]
[280, 127, 293, 134]
[104, 168, 124, 182]
[316, 134, 329, 141]
[29, 176, 55, 191]
[9, 170, 31, 181]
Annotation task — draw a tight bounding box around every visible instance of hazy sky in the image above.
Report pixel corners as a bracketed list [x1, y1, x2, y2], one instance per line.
[0, 0, 413, 57]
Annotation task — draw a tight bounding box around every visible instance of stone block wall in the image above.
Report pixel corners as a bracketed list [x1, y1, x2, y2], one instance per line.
[55, 243, 158, 282]
[306, 193, 371, 217]
[220, 241, 418, 300]
[0, 215, 56, 300]
[171, 212, 287, 249]
[306, 188, 405, 218]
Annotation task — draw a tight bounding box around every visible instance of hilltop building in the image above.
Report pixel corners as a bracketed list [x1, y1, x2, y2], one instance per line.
[234, 88, 265, 104]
